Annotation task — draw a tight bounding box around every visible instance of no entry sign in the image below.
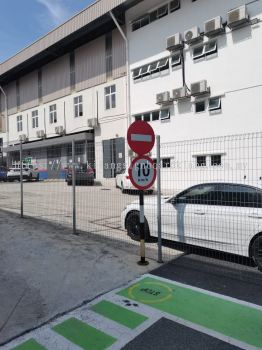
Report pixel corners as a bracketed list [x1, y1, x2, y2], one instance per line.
[127, 121, 155, 155]
[129, 156, 156, 190]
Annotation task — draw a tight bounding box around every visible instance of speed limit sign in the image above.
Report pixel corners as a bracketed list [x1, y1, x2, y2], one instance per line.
[129, 156, 156, 190]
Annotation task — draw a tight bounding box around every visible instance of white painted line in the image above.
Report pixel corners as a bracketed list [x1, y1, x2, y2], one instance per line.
[131, 134, 152, 142]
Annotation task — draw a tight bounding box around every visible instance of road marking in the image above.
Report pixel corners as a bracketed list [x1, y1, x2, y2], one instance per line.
[130, 134, 152, 142]
[12, 339, 47, 350]
[118, 276, 262, 349]
[52, 317, 117, 350]
[91, 300, 148, 329]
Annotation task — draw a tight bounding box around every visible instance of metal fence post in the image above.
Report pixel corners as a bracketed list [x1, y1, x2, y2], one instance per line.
[72, 139, 77, 235]
[157, 135, 163, 263]
[20, 140, 23, 218]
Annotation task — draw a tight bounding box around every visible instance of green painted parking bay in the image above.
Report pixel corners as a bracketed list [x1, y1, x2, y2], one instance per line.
[118, 277, 262, 349]
[12, 339, 47, 350]
[91, 300, 148, 329]
[53, 317, 116, 350]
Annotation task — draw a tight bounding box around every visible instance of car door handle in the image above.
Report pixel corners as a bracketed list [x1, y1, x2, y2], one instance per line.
[248, 214, 262, 219]
[194, 210, 205, 215]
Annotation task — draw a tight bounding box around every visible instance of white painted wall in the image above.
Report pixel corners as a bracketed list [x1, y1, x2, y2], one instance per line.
[126, 0, 262, 142]
[7, 76, 127, 145]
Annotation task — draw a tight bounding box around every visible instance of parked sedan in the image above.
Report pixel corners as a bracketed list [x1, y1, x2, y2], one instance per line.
[116, 170, 154, 194]
[7, 165, 39, 182]
[0, 166, 7, 182]
[66, 163, 95, 186]
[121, 183, 262, 270]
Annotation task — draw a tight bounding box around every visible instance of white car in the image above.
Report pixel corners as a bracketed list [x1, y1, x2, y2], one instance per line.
[121, 183, 262, 270]
[7, 165, 39, 182]
[116, 170, 154, 194]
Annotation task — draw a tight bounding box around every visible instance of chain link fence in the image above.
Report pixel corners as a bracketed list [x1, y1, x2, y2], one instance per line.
[0, 132, 261, 269]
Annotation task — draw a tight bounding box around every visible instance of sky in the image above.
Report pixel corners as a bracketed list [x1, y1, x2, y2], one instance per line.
[0, 0, 93, 63]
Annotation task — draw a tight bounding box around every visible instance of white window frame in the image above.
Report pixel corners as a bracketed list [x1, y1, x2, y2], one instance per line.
[208, 96, 221, 111]
[105, 85, 116, 110]
[17, 115, 23, 132]
[74, 95, 83, 118]
[171, 53, 182, 67]
[193, 40, 217, 60]
[160, 109, 170, 120]
[49, 104, 57, 124]
[32, 110, 39, 129]
[195, 100, 206, 113]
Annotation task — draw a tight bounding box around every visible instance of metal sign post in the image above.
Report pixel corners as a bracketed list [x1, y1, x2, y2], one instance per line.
[156, 135, 163, 263]
[20, 140, 23, 218]
[72, 139, 77, 235]
[127, 121, 156, 265]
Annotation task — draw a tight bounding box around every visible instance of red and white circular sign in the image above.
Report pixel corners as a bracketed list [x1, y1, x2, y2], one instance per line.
[127, 121, 155, 156]
[129, 156, 156, 190]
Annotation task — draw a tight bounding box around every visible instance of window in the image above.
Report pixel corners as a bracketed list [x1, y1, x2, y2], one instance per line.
[134, 110, 160, 122]
[211, 154, 222, 166]
[193, 41, 217, 60]
[196, 156, 206, 167]
[105, 33, 113, 80]
[74, 96, 83, 118]
[170, 0, 180, 12]
[70, 52, 76, 90]
[132, 57, 170, 81]
[32, 110, 38, 129]
[49, 104, 57, 124]
[216, 184, 262, 208]
[171, 53, 182, 67]
[195, 101, 206, 113]
[175, 184, 216, 205]
[209, 97, 221, 111]
[162, 158, 171, 168]
[160, 109, 170, 120]
[105, 85, 116, 110]
[157, 4, 168, 18]
[17, 115, 23, 132]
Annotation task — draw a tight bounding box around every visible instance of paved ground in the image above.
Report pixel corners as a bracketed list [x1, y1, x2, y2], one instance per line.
[3, 268, 262, 350]
[0, 209, 162, 346]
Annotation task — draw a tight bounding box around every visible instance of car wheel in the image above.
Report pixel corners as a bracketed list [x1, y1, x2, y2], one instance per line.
[126, 211, 150, 242]
[251, 236, 262, 271]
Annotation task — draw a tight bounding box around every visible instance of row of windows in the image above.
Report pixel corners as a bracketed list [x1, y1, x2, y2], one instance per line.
[132, 0, 181, 32]
[133, 97, 221, 124]
[16, 85, 116, 132]
[132, 40, 217, 82]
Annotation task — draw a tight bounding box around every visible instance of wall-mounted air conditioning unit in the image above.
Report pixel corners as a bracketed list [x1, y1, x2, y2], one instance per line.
[190, 80, 210, 97]
[205, 16, 224, 37]
[228, 5, 249, 29]
[156, 91, 171, 105]
[166, 33, 183, 51]
[36, 130, 45, 139]
[87, 118, 98, 128]
[55, 126, 65, 135]
[19, 134, 28, 142]
[184, 26, 201, 44]
[173, 86, 190, 101]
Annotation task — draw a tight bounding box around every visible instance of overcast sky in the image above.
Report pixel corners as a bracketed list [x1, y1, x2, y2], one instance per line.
[0, 0, 93, 63]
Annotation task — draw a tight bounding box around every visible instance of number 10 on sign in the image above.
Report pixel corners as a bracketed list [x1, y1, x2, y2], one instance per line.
[129, 156, 156, 191]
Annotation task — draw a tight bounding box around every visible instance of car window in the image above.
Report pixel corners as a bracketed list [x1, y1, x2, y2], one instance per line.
[216, 184, 262, 208]
[176, 184, 217, 205]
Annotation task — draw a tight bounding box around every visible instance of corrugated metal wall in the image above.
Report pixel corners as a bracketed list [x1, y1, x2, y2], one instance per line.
[0, 0, 126, 77]
[112, 28, 126, 79]
[20, 71, 39, 111]
[75, 36, 106, 91]
[6, 82, 17, 116]
[42, 54, 71, 103]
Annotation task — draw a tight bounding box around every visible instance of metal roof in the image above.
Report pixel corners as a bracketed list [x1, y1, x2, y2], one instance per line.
[0, 0, 142, 84]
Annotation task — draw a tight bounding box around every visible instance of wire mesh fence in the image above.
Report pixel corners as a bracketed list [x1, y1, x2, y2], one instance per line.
[0, 132, 261, 269]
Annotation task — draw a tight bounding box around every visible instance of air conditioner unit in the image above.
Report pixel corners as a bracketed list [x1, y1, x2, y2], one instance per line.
[36, 130, 45, 139]
[19, 134, 28, 142]
[166, 33, 183, 51]
[190, 80, 210, 96]
[205, 16, 224, 37]
[55, 126, 65, 135]
[173, 86, 190, 101]
[156, 91, 171, 105]
[87, 118, 98, 128]
[184, 26, 201, 44]
[228, 5, 249, 29]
